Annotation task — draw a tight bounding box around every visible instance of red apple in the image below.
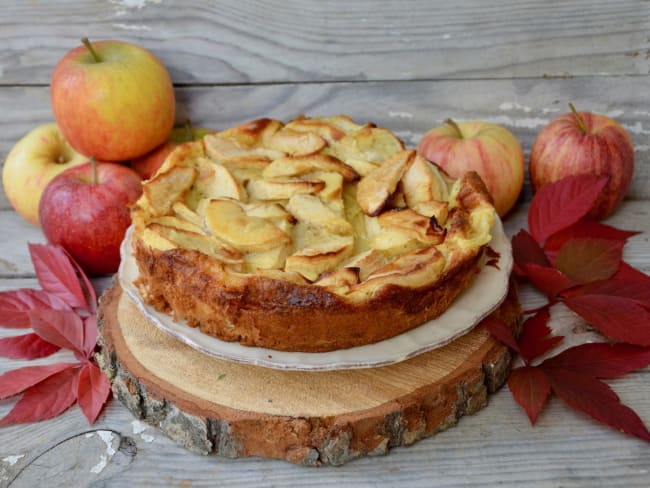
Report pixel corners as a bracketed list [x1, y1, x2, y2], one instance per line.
[417, 120, 525, 217]
[38, 161, 142, 276]
[51, 38, 175, 161]
[131, 124, 215, 179]
[530, 104, 634, 219]
[2, 123, 91, 226]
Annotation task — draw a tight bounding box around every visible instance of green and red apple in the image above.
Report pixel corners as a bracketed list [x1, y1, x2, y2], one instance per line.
[417, 120, 525, 217]
[39, 161, 142, 276]
[131, 123, 215, 179]
[2, 123, 90, 226]
[530, 104, 634, 219]
[50, 38, 175, 161]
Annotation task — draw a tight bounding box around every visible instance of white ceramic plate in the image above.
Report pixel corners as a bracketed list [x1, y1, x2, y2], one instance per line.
[118, 218, 512, 371]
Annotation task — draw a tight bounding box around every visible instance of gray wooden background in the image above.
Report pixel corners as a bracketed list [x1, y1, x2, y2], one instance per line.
[1, 1, 649, 486]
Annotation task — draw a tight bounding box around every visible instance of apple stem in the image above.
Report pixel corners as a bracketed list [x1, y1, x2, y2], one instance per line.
[568, 102, 587, 133]
[81, 37, 101, 63]
[184, 119, 194, 141]
[91, 157, 98, 185]
[444, 118, 463, 138]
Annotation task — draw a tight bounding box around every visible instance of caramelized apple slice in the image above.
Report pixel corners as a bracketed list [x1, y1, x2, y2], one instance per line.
[262, 154, 359, 182]
[378, 208, 447, 244]
[212, 118, 284, 147]
[314, 267, 360, 295]
[285, 235, 354, 281]
[267, 128, 326, 156]
[193, 158, 247, 201]
[350, 246, 446, 299]
[202, 199, 291, 252]
[285, 118, 346, 144]
[139, 226, 176, 252]
[150, 216, 205, 234]
[356, 150, 415, 216]
[172, 202, 204, 227]
[342, 249, 389, 281]
[143, 165, 197, 216]
[244, 245, 291, 271]
[148, 223, 242, 264]
[204, 134, 285, 164]
[286, 194, 353, 235]
[401, 155, 451, 214]
[412, 200, 449, 225]
[246, 178, 325, 200]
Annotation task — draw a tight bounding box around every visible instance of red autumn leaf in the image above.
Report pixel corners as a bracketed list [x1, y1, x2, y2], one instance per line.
[543, 343, 650, 379]
[613, 261, 650, 284]
[28, 309, 85, 356]
[29, 243, 88, 310]
[528, 175, 609, 244]
[563, 279, 650, 308]
[523, 263, 576, 297]
[542, 367, 650, 442]
[77, 362, 111, 424]
[518, 308, 564, 363]
[0, 289, 71, 329]
[508, 366, 552, 424]
[511, 230, 550, 275]
[563, 294, 650, 346]
[0, 333, 60, 360]
[554, 238, 623, 284]
[81, 315, 99, 359]
[62, 248, 97, 313]
[481, 316, 520, 352]
[0, 365, 80, 425]
[543, 219, 639, 261]
[0, 362, 76, 400]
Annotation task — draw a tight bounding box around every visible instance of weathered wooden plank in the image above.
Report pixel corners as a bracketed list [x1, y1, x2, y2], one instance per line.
[1, 77, 649, 210]
[1, 0, 649, 84]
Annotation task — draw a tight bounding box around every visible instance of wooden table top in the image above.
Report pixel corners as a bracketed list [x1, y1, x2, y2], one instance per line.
[0, 1, 649, 486]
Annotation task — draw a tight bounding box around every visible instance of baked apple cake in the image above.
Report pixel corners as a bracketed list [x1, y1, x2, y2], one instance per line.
[130, 115, 496, 352]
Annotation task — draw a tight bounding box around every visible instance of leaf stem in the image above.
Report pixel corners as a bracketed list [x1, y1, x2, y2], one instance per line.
[444, 118, 463, 138]
[568, 102, 587, 133]
[81, 37, 101, 63]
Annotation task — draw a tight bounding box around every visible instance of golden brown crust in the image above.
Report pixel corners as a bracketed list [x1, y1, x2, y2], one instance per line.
[130, 115, 497, 352]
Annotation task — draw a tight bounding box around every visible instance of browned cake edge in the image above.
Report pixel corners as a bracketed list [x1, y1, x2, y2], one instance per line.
[132, 239, 484, 352]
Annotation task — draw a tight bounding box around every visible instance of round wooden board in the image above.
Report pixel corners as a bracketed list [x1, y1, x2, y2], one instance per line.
[97, 283, 519, 466]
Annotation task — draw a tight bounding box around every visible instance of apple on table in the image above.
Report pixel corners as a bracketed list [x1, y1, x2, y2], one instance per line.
[530, 103, 634, 219]
[51, 38, 175, 162]
[39, 160, 142, 276]
[417, 119, 525, 217]
[2, 123, 91, 226]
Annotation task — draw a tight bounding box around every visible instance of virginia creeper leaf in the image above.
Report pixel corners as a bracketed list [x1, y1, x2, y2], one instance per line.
[544, 219, 638, 261]
[543, 343, 650, 379]
[511, 229, 550, 275]
[29, 243, 88, 310]
[0, 366, 80, 425]
[508, 366, 552, 424]
[518, 309, 564, 363]
[481, 316, 520, 352]
[528, 175, 608, 243]
[554, 238, 623, 284]
[0, 289, 70, 329]
[563, 295, 650, 346]
[0, 333, 60, 360]
[77, 363, 111, 424]
[613, 262, 650, 284]
[28, 309, 85, 355]
[523, 263, 576, 297]
[82, 315, 98, 359]
[542, 368, 650, 442]
[562, 279, 650, 308]
[0, 362, 77, 400]
[63, 248, 97, 313]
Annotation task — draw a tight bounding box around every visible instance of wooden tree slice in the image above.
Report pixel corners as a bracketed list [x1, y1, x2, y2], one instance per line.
[97, 283, 519, 466]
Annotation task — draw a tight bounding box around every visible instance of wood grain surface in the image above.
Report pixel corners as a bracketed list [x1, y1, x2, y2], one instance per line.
[1, 0, 649, 84]
[1, 0, 649, 486]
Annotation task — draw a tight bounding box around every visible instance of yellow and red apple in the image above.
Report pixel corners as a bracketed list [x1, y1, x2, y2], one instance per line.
[2, 123, 90, 226]
[530, 104, 634, 219]
[50, 38, 175, 161]
[417, 120, 525, 217]
[131, 124, 215, 179]
[39, 161, 142, 276]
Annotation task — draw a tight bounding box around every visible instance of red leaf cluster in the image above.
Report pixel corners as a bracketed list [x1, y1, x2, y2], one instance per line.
[487, 174, 650, 442]
[0, 244, 109, 424]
